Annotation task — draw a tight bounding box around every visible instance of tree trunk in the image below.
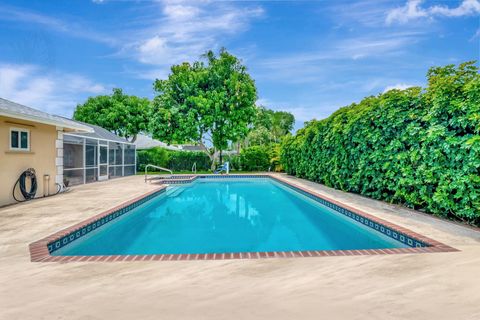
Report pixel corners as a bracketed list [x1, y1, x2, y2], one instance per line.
[219, 150, 223, 164]
[211, 149, 219, 170]
[127, 134, 137, 143]
[198, 141, 218, 171]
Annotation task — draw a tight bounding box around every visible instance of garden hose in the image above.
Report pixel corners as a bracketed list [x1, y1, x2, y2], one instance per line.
[13, 168, 38, 202]
[12, 168, 62, 202]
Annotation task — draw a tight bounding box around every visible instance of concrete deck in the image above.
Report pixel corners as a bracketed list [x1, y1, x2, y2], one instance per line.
[1, 174, 479, 320]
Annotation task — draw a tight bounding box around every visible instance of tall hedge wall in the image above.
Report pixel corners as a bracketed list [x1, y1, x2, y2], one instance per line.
[281, 62, 480, 224]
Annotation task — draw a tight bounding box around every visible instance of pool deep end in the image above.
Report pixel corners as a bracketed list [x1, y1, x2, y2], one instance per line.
[29, 175, 457, 262]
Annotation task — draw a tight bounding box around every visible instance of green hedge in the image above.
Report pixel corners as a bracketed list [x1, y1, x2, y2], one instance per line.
[281, 62, 480, 225]
[137, 146, 279, 173]
[239, 146, 271, 171]
[226, 144, 281, 171]
[168, 151, 211, 171]
[137, 147, 211, 172]
[137, 147, 169, 171]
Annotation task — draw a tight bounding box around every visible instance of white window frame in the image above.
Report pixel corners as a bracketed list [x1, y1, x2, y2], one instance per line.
[9, 127, 30, 151]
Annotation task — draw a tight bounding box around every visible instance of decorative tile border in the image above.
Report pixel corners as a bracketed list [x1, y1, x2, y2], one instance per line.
[268, 176, 430, 247]
[29, 187, 167, 262]
[158, 176, 198, 184]
[153, 174, 269, 184]
[149, 175, 198, 184]
[199, 174, 269, 179]
[268, 175, 458, 252]
[29, 174, 458, 263]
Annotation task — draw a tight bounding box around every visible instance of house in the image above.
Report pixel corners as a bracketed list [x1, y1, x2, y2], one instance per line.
[0, 98, 90, 206]
[177, 144, 238, 155]
[178, 144, 205, 152]
[0, 98, 136, 206]
[135, 134, 235, 154]
[134, 134, 183, 151]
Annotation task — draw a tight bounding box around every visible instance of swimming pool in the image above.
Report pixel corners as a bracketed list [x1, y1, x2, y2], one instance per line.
[29, 175, 456, 261]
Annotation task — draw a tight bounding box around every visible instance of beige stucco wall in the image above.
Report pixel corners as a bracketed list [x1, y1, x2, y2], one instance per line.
[0, 116, 58, 206]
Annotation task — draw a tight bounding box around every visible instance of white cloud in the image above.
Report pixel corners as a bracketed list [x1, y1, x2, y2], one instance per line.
[163, 4, 201, 20]
[123, 1, 264, 76]
[335, 34, 419, 59]
[254, 32, 420, 85]
[386, 0, 428, 24]
[0, 63, 108, 117]
[430, 0, 480, 17]
[0, 4, 116, 45]
[383, 83, 415, 93]
[386, 0, 480, 24]
[329, 0, 393, 27]
[472, 28, 480, 40]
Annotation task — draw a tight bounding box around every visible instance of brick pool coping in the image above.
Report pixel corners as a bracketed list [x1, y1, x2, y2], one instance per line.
[29, 174, 458, 263]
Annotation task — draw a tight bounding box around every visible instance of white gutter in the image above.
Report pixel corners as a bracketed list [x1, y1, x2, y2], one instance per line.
[0, 110, 93, 133]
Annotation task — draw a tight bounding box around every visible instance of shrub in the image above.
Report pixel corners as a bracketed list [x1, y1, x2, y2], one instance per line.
[281, 61, 480, 225]
[137, 147, 169, 171]
[167, 151, 210, 171]
[239, 145, 271, 171]
[268, 144, 283, 172]
[222, 153, 241, 170]
[137, 147, 210, 172]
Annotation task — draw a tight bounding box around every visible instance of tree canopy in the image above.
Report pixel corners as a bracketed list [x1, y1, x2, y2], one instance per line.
[150, 48, 258, 164]
[73, 88, 150, 142]
[246, 107, 295, 146]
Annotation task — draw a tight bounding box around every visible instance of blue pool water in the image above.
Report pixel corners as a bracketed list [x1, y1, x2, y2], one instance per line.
[54, 178, 406, 255]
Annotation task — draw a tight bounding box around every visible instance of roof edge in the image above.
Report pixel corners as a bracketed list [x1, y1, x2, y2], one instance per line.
[0, 110, 93, 132]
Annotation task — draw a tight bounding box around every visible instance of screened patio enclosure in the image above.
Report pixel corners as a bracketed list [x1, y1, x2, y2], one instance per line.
[63, 123, 136, 186]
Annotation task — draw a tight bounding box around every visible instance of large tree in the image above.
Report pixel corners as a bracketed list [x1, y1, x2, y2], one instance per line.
[150, 48, 257, 166]
[245, 107, 295, 146]
[270, 110, 295, 141]
[73, 88, 150, 142]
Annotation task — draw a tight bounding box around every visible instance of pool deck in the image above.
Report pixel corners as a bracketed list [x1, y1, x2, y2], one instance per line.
[1, 174, 479, 319]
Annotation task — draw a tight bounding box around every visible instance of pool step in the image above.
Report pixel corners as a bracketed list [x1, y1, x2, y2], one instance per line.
[148, 175, 198, 185]
[165, 187, 184, 198]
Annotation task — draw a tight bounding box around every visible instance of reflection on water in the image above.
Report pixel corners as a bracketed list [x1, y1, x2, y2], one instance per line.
[55, 179, 406, 255]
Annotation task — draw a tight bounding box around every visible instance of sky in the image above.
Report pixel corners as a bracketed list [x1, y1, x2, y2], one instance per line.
[0, 0, 478, 130]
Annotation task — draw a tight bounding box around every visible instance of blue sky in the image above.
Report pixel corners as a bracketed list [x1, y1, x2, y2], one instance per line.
[0, 0, 478, 130]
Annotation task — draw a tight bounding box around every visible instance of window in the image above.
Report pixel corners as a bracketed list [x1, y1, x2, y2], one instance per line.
[85, 139, 98, 167]
[115, 143, 123, 165]
[10, 128, 30, 151]
[64, 136, 84, 169]
[124, 144, 135, 165]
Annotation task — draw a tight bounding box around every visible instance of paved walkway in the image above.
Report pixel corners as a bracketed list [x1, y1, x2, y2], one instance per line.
[1, 174, 479, 320]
